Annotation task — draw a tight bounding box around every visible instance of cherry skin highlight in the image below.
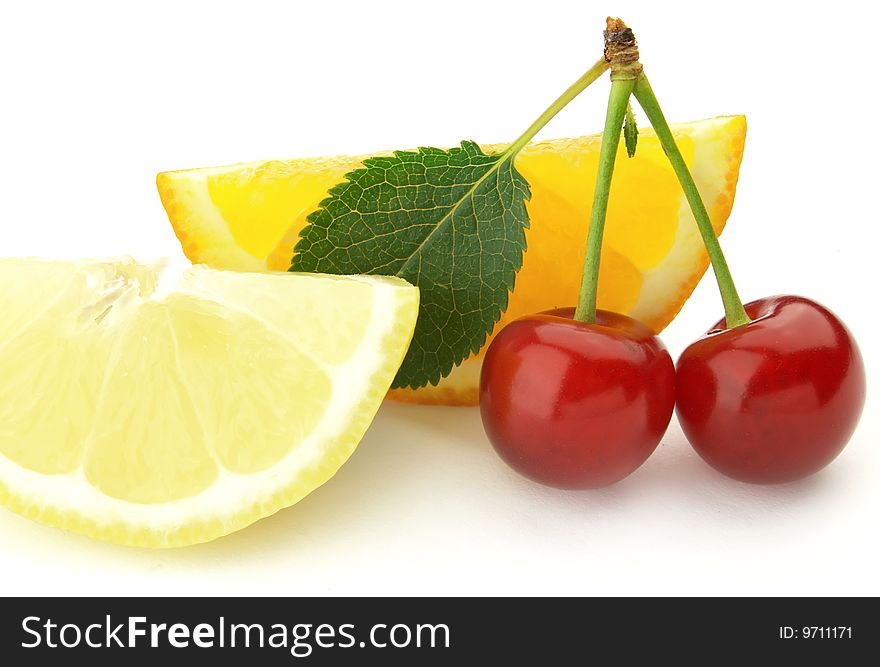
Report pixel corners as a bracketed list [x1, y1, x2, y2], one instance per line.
[479, 308, 676, 489]
[676, 296, 866, 484]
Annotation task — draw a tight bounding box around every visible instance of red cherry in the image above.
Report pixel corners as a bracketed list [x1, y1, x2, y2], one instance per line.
[676, 296, 866, 484]
[479, 308, 676, 489]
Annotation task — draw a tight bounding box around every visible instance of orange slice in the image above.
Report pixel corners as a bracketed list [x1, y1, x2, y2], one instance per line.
[158, 116, 746, 405]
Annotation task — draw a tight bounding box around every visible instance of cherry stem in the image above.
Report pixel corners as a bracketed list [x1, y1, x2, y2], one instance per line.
[632, 74, 750, 328]
[503, 57, 609, 158]
[573, 78, 635, 323]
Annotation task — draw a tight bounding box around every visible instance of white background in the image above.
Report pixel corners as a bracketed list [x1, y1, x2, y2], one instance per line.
[1, 0, 877, 596]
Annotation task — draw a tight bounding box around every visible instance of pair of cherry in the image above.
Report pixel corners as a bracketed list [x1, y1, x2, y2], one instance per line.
[478, 21, 867, 489]
[480, 295, 866, 488]
[479, 21, 866, 490]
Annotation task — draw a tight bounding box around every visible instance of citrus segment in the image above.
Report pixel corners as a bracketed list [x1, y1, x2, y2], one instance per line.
[207, 160, 353, 260]
[166, 294, 332, 474]
[85, 302, 219, 504]
[0, 327, 107, 475]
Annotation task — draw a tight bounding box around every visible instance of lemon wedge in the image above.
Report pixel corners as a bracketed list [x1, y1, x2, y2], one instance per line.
[0, 258, 418, 547]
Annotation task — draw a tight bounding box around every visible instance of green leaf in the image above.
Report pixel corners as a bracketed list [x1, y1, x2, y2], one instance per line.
[290, 141, 530, 389]
[624, 102, 638, 157]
